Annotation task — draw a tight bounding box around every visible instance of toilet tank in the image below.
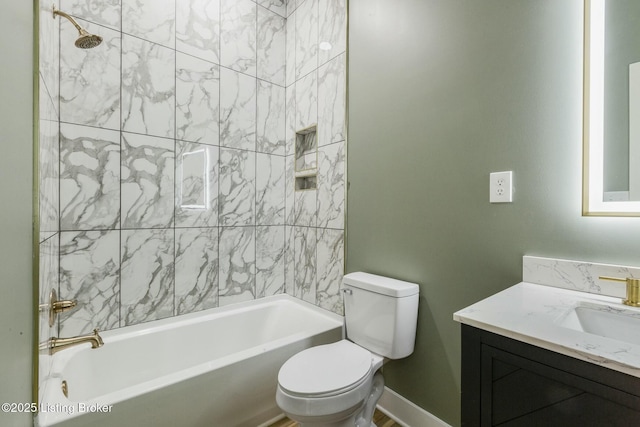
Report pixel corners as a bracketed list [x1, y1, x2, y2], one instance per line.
[343, 272, 419, 359]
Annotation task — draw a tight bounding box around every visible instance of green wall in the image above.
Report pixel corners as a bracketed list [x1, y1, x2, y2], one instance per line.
[0, 2, 34, 427]
[347, 0, 640, 425]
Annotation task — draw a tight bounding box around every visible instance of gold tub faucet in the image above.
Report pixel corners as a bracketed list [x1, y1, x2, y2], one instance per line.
[48, 329, 104, 355]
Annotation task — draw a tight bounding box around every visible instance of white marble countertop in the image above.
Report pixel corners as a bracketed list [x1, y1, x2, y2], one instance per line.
[454, 282, 640, 378]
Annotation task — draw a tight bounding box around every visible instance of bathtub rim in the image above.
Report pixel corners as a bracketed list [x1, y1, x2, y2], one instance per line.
[37, 294, 344, 427]
[47, 294, 343, 366]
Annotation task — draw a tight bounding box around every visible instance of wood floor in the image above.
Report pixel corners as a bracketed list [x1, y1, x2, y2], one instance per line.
[269, 409, 402, 427]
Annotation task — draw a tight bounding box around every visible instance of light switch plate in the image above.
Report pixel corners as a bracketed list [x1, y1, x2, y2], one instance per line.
[490, 171, 513, 203]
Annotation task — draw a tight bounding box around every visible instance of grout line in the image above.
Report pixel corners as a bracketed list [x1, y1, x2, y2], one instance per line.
[56, 12, 62, 337]
[173, 0, 178, 318]
[118, 0, 123, 329]
[255, 0, 259, 301]
[217, 0, 222, 308]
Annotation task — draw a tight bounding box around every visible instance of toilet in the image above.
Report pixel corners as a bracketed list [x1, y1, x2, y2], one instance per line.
[276, 272, 419, 427]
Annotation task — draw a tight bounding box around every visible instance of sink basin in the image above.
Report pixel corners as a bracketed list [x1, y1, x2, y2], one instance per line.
[557, 303, 640, 346]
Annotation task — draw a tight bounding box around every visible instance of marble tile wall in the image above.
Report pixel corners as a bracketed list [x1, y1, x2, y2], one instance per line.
[38, 1, 60, 404]
[38, 0, 346, 343]
[285, 0, 347, 314]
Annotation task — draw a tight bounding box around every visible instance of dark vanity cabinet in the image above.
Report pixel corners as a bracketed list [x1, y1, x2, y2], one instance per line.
[461, 325, 640, 426]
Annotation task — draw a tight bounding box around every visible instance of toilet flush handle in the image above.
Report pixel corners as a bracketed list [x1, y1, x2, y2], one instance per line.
[342, 288, 353, 295]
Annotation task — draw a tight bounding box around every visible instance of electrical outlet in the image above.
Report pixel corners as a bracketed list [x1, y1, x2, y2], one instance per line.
[490, 171, 513, 203]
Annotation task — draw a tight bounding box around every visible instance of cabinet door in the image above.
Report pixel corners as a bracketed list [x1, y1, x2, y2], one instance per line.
[461, 325, 640, 427]
[483, 345, 640, 426]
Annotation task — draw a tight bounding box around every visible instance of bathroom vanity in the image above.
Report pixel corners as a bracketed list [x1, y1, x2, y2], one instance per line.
[461, 325, 640, 426]
[455, 277, 640, 426]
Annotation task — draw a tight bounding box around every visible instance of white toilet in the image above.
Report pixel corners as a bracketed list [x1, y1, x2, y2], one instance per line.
[276, 272, 419, 427]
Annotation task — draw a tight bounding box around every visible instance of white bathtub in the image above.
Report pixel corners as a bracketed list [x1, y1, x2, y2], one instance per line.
[37, 295, 343, 427]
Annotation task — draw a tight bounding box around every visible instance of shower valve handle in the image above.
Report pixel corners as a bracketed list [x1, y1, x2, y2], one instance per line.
[48, 289, 78, 327]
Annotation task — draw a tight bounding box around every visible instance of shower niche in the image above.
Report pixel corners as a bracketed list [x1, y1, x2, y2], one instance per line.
[295, 125, 318, 191]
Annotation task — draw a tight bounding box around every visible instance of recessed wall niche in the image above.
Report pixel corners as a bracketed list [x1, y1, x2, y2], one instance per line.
[295, 124, 317, 191]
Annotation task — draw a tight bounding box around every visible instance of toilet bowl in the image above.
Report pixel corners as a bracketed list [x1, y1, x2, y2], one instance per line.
[276, 273, 420, 427]
[276, 340, 385, 426]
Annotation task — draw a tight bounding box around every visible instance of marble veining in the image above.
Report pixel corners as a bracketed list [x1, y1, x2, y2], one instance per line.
[523, 256, 640, 299]
[257, 81, 286, 155]
[219, 148, 255, 226]
[317, 141, 345, 229]
[121, 133, 175, 229]
[295, 70, 317, 131]
[60, 0, 121, 31]
[59, 230, 120, 335]
[60, 20, 120, 130]
[121, 229, 175, 326]
[122, 35, 176, 138]
[284, 225, 296, 295]
[256, 226, 286, 297]
[286, 0, 301, 17]
[60, 124, 120, 231]
[318, 0, 346, 66]
[176, 53, 220, 145]
[219, 226, 256, 306]
[39, 233, 58, 389]
[316, 228, 344, 314]
[284, 155, 296, 225]
[40, 3, 59, 117]
[220, 67, 257, 151]
[285, 11, 296, 87]
[122, 0, 175, 48]
[39, 117, 59, 234]
[257, 8, 286, 86]
[285, 85, 297, 156]
[256, 153, 286, 225]
[294, 0, 318, 80]
[259, 0, 287, 18]
[318, 54, 346, 147]
[221, 0, 257, 76]
[39, 74, 58, 124]
[175, 228, 219, 314]
[294, 189, 317, 227]
[295, 226, 317, 303]
[454, 282, 640, 378]
[176, 0, 221, 64]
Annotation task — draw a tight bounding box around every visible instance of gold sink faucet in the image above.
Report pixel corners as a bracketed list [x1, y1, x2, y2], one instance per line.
[600, 276, 640, 307]
[48, 329, 104, 355]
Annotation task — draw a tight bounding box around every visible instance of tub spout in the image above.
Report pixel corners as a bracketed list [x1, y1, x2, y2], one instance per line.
[49, 329, 104, 355]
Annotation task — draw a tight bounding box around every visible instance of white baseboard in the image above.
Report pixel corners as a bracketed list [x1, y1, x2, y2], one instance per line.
[376, 386, 451, 427]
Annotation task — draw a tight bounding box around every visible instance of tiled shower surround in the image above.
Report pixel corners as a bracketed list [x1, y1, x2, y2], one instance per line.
[37, 0, 347, 348]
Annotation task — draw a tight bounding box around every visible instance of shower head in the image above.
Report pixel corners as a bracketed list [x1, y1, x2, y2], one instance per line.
[53, 6, 103, 49]
[75, 29, 103, 49]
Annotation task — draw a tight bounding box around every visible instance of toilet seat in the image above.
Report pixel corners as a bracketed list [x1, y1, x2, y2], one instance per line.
[278, 340, 373, 398]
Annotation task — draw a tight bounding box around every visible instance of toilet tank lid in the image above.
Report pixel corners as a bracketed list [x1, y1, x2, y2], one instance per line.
[343, 272, 419, 297]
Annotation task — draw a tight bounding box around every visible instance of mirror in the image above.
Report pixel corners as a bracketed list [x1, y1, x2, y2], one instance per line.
[584, 0, 640, 215]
